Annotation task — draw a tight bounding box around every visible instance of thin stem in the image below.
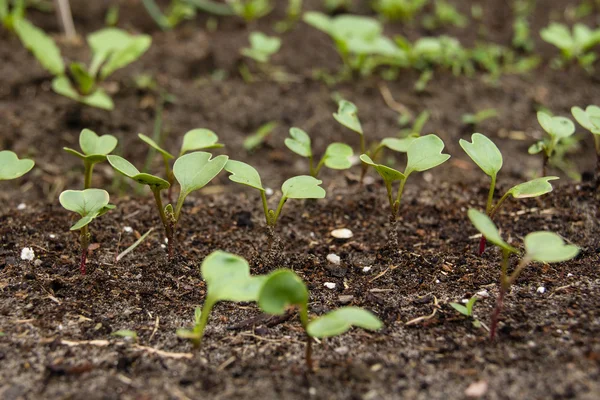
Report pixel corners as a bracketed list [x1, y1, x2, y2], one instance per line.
[394, 177, 408, 214]
[384, 181, 394, 217]
[174, 192, 186, 222]
[312, 156, 326, 177]
[54, 0, 76, 39]
[152, 187, 174, 257]
[193, 299, 215, 348]
[489, 191, 511, 219]
[370, 143, 385, 161]
[490, 249, 511, 340]
[506, 258, 531, 287]
[260, 190, 271, 226]
[271, 196, 287, 226]
[486, 175, 497, 215]
[84, 161, 94, 189]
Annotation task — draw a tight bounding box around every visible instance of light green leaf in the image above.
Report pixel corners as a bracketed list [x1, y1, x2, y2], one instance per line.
[303, 11, 332, 35]
[138, 134, 174, 159]
[107, 155, 170, 190]
[459, 133, 503, 178]
[281, 176, 326, 199]
[87, 28, 151, 79]
[405, 134, 451, 175]
[528, 141, 544, 155]
[323, 143, 353, 170]
[449, 303, 469, 316]
[79, 129, 118, 156]
[241, 31, 281, 63]
[537, 112, 575, 139]
[506, 177, 559, 199]
[59, 189, 112, 230]
[381, 137, 417, 153]
[14, 18, 64, 76]
[258, 269, 308, 315]
[285, 127, 312, 158]
[173, 152, 228, 197]
[306, 307, 382, 338]
[111, 330, 138, 340]
[52, 76, 114, 110]
[224, 160, 264, 191]
[467, 209, 517, 253]
[333, 100, 363, 135]
[524, 232, 579, 263]
[243, 121, 278, 151]
[360, 154, 405, 183]
[540, 23, 574, 51]
[180, 129, 223, 155]
[0, 151, 35, 180]
[571, 105, 600, 134]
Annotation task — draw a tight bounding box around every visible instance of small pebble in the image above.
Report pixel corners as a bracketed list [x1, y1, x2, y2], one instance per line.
[123, 226, 133, 233]
[536, 286, 546, 294]
[324, 282, 336, 289]
[362, 266, 372, 273]
[308, 387, 317, 396]
[49, 234, 56, 239]
[334, 346, 349, 355]
[476, 290, 489, 298]
[465, 381, 488, 398]
[17, 203, 26, 210]
[20, 247, 35, 261]
[265, 188, 274, 196]
[567, 273, 573, 277]
[34, 259, 42, 267]
[338, 295, 354, 304]
[326, 253, 341, 265]
[160, 244, 166, 249]
[331, 228, 353, 239]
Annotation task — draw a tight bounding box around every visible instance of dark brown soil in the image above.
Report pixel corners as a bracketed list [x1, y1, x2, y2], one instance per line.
[1, 1, 599, 399]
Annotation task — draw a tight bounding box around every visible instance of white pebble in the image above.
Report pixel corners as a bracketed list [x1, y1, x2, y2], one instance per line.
[160, 244, 166, 249]
[567, 273, 573, 277]
[123, 226, 133, 233]
[265, 188, 274, 196]
[476, 290, 489, 298]
[362, 266, 372, 273]
[331, 228, 353, 239]
[435, 279, 440, 284]
[536, 286, 546, 294]
[17, 203, 26, 210]
[326, 253, 341, 265]
[49, 234, 56, 239]
[21, 247, 35, 261]
[324, 282, 336, 289]
[465, 381, 488, 398]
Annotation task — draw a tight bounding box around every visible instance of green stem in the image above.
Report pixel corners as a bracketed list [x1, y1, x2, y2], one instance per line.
[84, 161, 94, 189]
[489, 190, 511, 219]
[312, 156, 326, 177]
[486, 175, 496, 215]
[506, 258, 530, 287]
[271, 196, 287, 226]
[260, 190, 271, 225]
[193, 298, 215, 348]
[174, 192, 186, 222]
[393, 177, 408, 218]
[370, 143, 385, 161]
[359, 135, 366, 156]
[152, 187, 174, 257]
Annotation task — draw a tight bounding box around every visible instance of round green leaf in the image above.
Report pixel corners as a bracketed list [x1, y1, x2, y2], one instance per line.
[258, 269, 308, 315]
[459, 133, 503, 178]
[224, 160, 264, 191]
[306, 307, 383, 338]
[323, 143, 353, 170]
[281, 176, 326, 199]
[285, 127, 312, 158]
[0, 151, 35, 180]
[360, 154, 405, 183]
[59, 189, 111, 230]
[333, 100, 363, 135]
[571, 106, 600, 134]
[138, 134, 174, 159]
[180, 129, 223, 155]
[107, 155, 170, 190]
[467, 209, 517, 253]
[524, 232, 579, 263]
[528, 141, 544, 155]
[506, 177, 559, 199]
[173, 152, 228, 197]
[80, 129, 118, 156]
[242, 31, 281, 62]
[537, 112, 575, 139]
[405, 134, 451, 175]
[381, 137, 417, 153]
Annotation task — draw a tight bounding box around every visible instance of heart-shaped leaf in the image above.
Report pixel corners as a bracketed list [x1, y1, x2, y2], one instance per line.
[333, 100, 363, 135]
[173, 152, 228, 198]
[241, 32, 281, 63]
[459, 133, 503, 178]
[79, 129, 118, 156]
[0, 151, 35, 180]
[285, 127, 312, 158]
[537, 112, 575, 139]
[281, 176, 326, 199]
[524, 232, 579, 263]
[323, 143, 353, 170]
[571, 105, 600, 134]
[506, 177, 559, 199]
[52, 76, 114, 110]
[258, 269, 308, 316]
[138, 134, 174, 159]
[405, 134, 450, 175]
[360, 154, 405, 184]
[381, 137, 417, 153]
[467, 209, 517, 254]
[107, 155, 170, 190]
[59, 189, 113, 230]
[306, 307, 382, 338]
[180, 129, 224, 156]
[224, 160, 264, 191]
[13, 18, 65, 76]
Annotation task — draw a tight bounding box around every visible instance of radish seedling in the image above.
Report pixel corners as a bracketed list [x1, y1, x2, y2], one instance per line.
[241, 32, 281, 64]
[177, 251, 267, 347]
[59, 189, 115, 274]
[0, 150, 34, 180]
[571, 105, 600, 177]
[529, 112, 576, 175]
[468, 209, 579, 340]
[460, 133, 558, 254]
[227, 0, 272, 22]
[449, 296, 482, 328]
[285, 127, 353, 177]
[258, 269, 382, 369]
[372, 0, 428, 21]
[64, 129, 118, 189]
[540, 23, 600, 71]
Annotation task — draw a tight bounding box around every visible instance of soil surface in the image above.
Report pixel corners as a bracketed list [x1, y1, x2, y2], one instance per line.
[1, 0, 599, 399]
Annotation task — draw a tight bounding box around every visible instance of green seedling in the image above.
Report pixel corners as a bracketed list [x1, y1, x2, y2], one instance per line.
[111, 330, 138, 340]
[0, 0, 25, 30]
[243, 121, 278, 152]
[372, 0, 428, 21]
[227, 0, 272, 22]
[512, 0, 535, 52]
[324, 0, 351, 12]
[177, 251, 267, 347]
[258, 269, 382, 368]
[468, 209, 579, 340]
[529, 111, 576, 175]
[571, 105, 600, 177]
[0, 150, 34, 180]
[108, 151, 227, 257]
[275, 0, 303, 33]
[64, 129, 118, 189]
[59, 189, 115, 274]
[241, 32, 281, 64]
[461, 109, 498, 126]
[142, 0, 233, 30]
[285, 127, 353, 177]
[449, 295, 482, 328]
[15, 23, 151, 110]
[460, 133, 558, 254]
[422, 0, 467, 30]
[540, 23, 600, 71]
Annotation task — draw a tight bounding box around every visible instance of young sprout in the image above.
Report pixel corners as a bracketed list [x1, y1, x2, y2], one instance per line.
[258, 269, 382, 369]
[177, 251, 267, 347]
[227, 0, 273, 22]
[59, 189, 115, 274]
[241, 32, 281, 64]
[468, 209, 579, 340]
[460, 133, 558, 254]
[243, 121, 278, 152]
[449, 295, 483, 329]
[540, 23, 600, 71]
[1, 0, 25, 31]
[0, 150, 34, 180]
[422, 0, 467, 30]
[528, 112, 576, 175]
[571, 105, 600, 177]
[285, 127, 353, 177]
[108, 151, 228, 257]
[372, 0, 428, 21]
[64, 129, 118, 189]
[461, 109, 498, 126]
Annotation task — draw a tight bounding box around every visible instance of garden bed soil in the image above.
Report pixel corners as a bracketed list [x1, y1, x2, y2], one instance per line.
[1, 0, 600, 399]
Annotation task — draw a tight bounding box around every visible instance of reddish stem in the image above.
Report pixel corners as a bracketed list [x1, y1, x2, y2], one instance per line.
[478, 236, 487, 255]
[489, 287, 505, 341]
[80, 247, 88, 275]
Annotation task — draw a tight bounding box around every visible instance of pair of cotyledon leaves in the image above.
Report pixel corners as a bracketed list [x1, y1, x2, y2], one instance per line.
[64, 129, 118, 166]
[285, 127, 353, 170]
[0, 151, 35, 181]
[59, 189, 115, 231]
[199, 251, 382, 338]
[241, 31, 282, 63]
[529, 112, 576, 155]
[460, 133, 559, 199]
[468, 209, 579, 263]
[571, 105, 600, 135]
[540, 23, 600, 58]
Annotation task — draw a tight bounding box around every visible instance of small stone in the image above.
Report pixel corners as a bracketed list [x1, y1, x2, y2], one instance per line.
[567, 273, 573, 277]
[160, 244, 166, 249]
[326, 253, 341, 265]
[123, 226, 133, 233]
[536, 286, 546, 294]
[49, 234, 56, 239]
[33, 259, 42, 267]
[334, 346, 349, 355]
[324, 282, 336, 289]
[362, 266, 372, 273]
[465, 381, 488, 398]
[265, 188, 274, 196]
[20, 247, 35, 261]
[476, 290, 489, 298]
[331, 228, 353, 239]
[308, 387, 317, 396]
[338, 295, 354, 304]
[17, 203, 26, 210]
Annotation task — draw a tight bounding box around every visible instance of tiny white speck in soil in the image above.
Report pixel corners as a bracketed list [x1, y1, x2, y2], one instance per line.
[536, 286, 546, 294]
[362, 266, 372, 273]
[20, 247, 35, 261]
[265, 188, 274, 196]
[331, 228, 353, 239]
[123, 226, 133, 233]
[326, 253, 340, 265]
[324, 282, 336, 289]
[17, 203, 26, 210]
